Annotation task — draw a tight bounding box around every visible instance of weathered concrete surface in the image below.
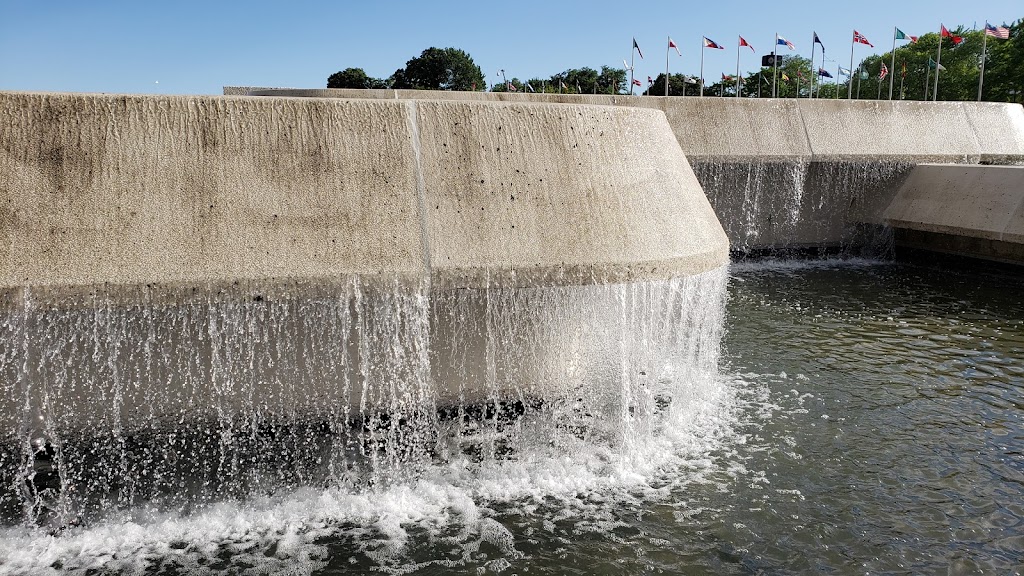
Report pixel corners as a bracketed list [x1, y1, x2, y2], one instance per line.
[884, 163, 1024, 263]
[0, 91, 727, 291]
[236, 88, 1024, 251]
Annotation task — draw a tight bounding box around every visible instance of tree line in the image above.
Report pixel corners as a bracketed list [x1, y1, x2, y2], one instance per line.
[328, 20, 1021, 102]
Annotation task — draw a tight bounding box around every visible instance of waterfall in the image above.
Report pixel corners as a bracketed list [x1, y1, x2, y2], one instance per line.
[0, 268, 729, 529]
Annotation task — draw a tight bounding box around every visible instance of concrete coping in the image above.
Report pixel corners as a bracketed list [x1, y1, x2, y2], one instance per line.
[232, 88, 1024, 165]
[0, 91, 729, 296]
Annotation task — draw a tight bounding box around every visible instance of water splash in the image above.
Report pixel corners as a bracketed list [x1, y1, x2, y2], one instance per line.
[0, 267, 730, 557]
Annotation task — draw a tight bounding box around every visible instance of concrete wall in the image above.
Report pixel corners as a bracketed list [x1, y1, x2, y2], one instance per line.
[884, 164, 1024, 263]
[237, 89, 1024, 251]
[0, 91, 727, 292]
[0, 90, 729, 435]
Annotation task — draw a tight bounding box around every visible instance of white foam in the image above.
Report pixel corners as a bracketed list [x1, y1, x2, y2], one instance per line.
[0, 370, 746, 576]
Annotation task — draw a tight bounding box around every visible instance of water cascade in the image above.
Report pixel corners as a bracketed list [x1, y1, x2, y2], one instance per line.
[0, 91, 730, 549]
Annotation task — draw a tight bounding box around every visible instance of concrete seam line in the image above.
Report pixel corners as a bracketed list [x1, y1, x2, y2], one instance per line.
[406, 100, 433, 282]
[798, 101, 815, 161]
[958, 102, 986, 164]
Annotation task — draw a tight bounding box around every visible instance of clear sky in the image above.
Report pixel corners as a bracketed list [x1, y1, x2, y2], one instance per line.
[0, 0, 1019, 95]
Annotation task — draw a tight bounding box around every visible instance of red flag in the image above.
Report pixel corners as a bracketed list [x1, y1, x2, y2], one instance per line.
[739, 36, 755, 52]
[879, 62, 888, 80]
[668, 38, 681, 56]
[909, 35, 918, 43]
[648, 76, 654, 85]
[632, 78, 642, 86]
[853, 30, 873, 47]
[940, 24, 951, 37]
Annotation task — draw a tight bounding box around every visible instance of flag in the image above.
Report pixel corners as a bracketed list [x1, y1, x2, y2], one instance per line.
[879, 62, 888, 80]
[508, 83, 517, 92]
[560, 81, 568, 90]
[895, 28, 917, 43]
[633, 38, 644, 59]
[739, 36, 755, 52]
[685, 76, 698, 84]
[576, 81, 581, 92]
[525, 82, 535, 93]
[797, 70, 804, 78]
[860, 69, 869, 80]
[928, 57, 946, 71]
[940, 24, 962, 44]
[668, 37, 682, 55]
[818, 68, 833, 78]
[838, 67, 851, 76]
[777, 36, 796, 50]
[722, 73, 733, 81]
[814, 32, 825, 52]
[648, 76, 654, 85]
[986, 23, 1010, 39]
[853, 30, 873, 47]
[781, 73, 790, 81]
[703, 36, 724, 49]
[632, 78, 642, 87]
[901, 60, 907, 78]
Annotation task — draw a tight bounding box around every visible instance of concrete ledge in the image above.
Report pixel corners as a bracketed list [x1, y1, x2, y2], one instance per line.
[884, 164, 1024, 262]
[0, 91, 728, 292]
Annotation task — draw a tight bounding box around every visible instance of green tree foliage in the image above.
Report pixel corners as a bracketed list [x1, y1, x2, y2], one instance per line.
[327, 67, 388, 89]
[394, 47, 485, 91]
[841, 20, 1022, 102]
[649, 73, 700, 96]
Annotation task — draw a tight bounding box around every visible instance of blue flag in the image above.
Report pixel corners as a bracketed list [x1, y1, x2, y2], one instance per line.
[818, 67, 833, 78]
[813, 32, 824, 52]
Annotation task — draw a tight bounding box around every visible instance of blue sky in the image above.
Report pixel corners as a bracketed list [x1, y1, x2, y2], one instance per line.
[0, 1, 1018, 94]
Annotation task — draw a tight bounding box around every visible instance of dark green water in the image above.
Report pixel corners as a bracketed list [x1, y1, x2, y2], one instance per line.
[1, 260, 1021, 575]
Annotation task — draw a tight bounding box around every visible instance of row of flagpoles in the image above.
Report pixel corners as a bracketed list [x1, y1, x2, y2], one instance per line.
[614, 22, 1011, 100]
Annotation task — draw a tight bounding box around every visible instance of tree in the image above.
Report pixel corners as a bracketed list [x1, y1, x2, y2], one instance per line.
[394, 47, 485, 91]
[597, 65, 627, 94]
[327, 67, 387, 89]
[649, 73, 700, 96]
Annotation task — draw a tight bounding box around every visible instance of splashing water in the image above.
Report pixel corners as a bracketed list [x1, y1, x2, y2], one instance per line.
[0, 267, 735, 574]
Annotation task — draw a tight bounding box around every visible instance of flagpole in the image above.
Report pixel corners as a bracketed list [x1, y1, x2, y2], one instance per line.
[856, 67, 862, 98]
[848, 31, 855, 99]
[630, 38, 636, 96]
[933, 26, 943, 101]
[836, 63, 841, 99]
[900, 60, 906, 99]
[888, 27, 896, 100]
[924, 62, 931, 101]
[772, 33, 778, 98]
[808, 33, 815, 98]
[877, 64, 883, 99]
[978, 25, 988, 101]
[666, 36, 671, 97]
[700, 38, 705, 97]
[736, 37, 741, 97]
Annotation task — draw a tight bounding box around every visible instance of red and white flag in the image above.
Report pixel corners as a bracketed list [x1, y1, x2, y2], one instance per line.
[668, 38, 682, 56]
[739, 36, 754, 52]
[879, 62, 888, 80]
[853, 30, 873, 47]
[632, 78, 642, 87]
